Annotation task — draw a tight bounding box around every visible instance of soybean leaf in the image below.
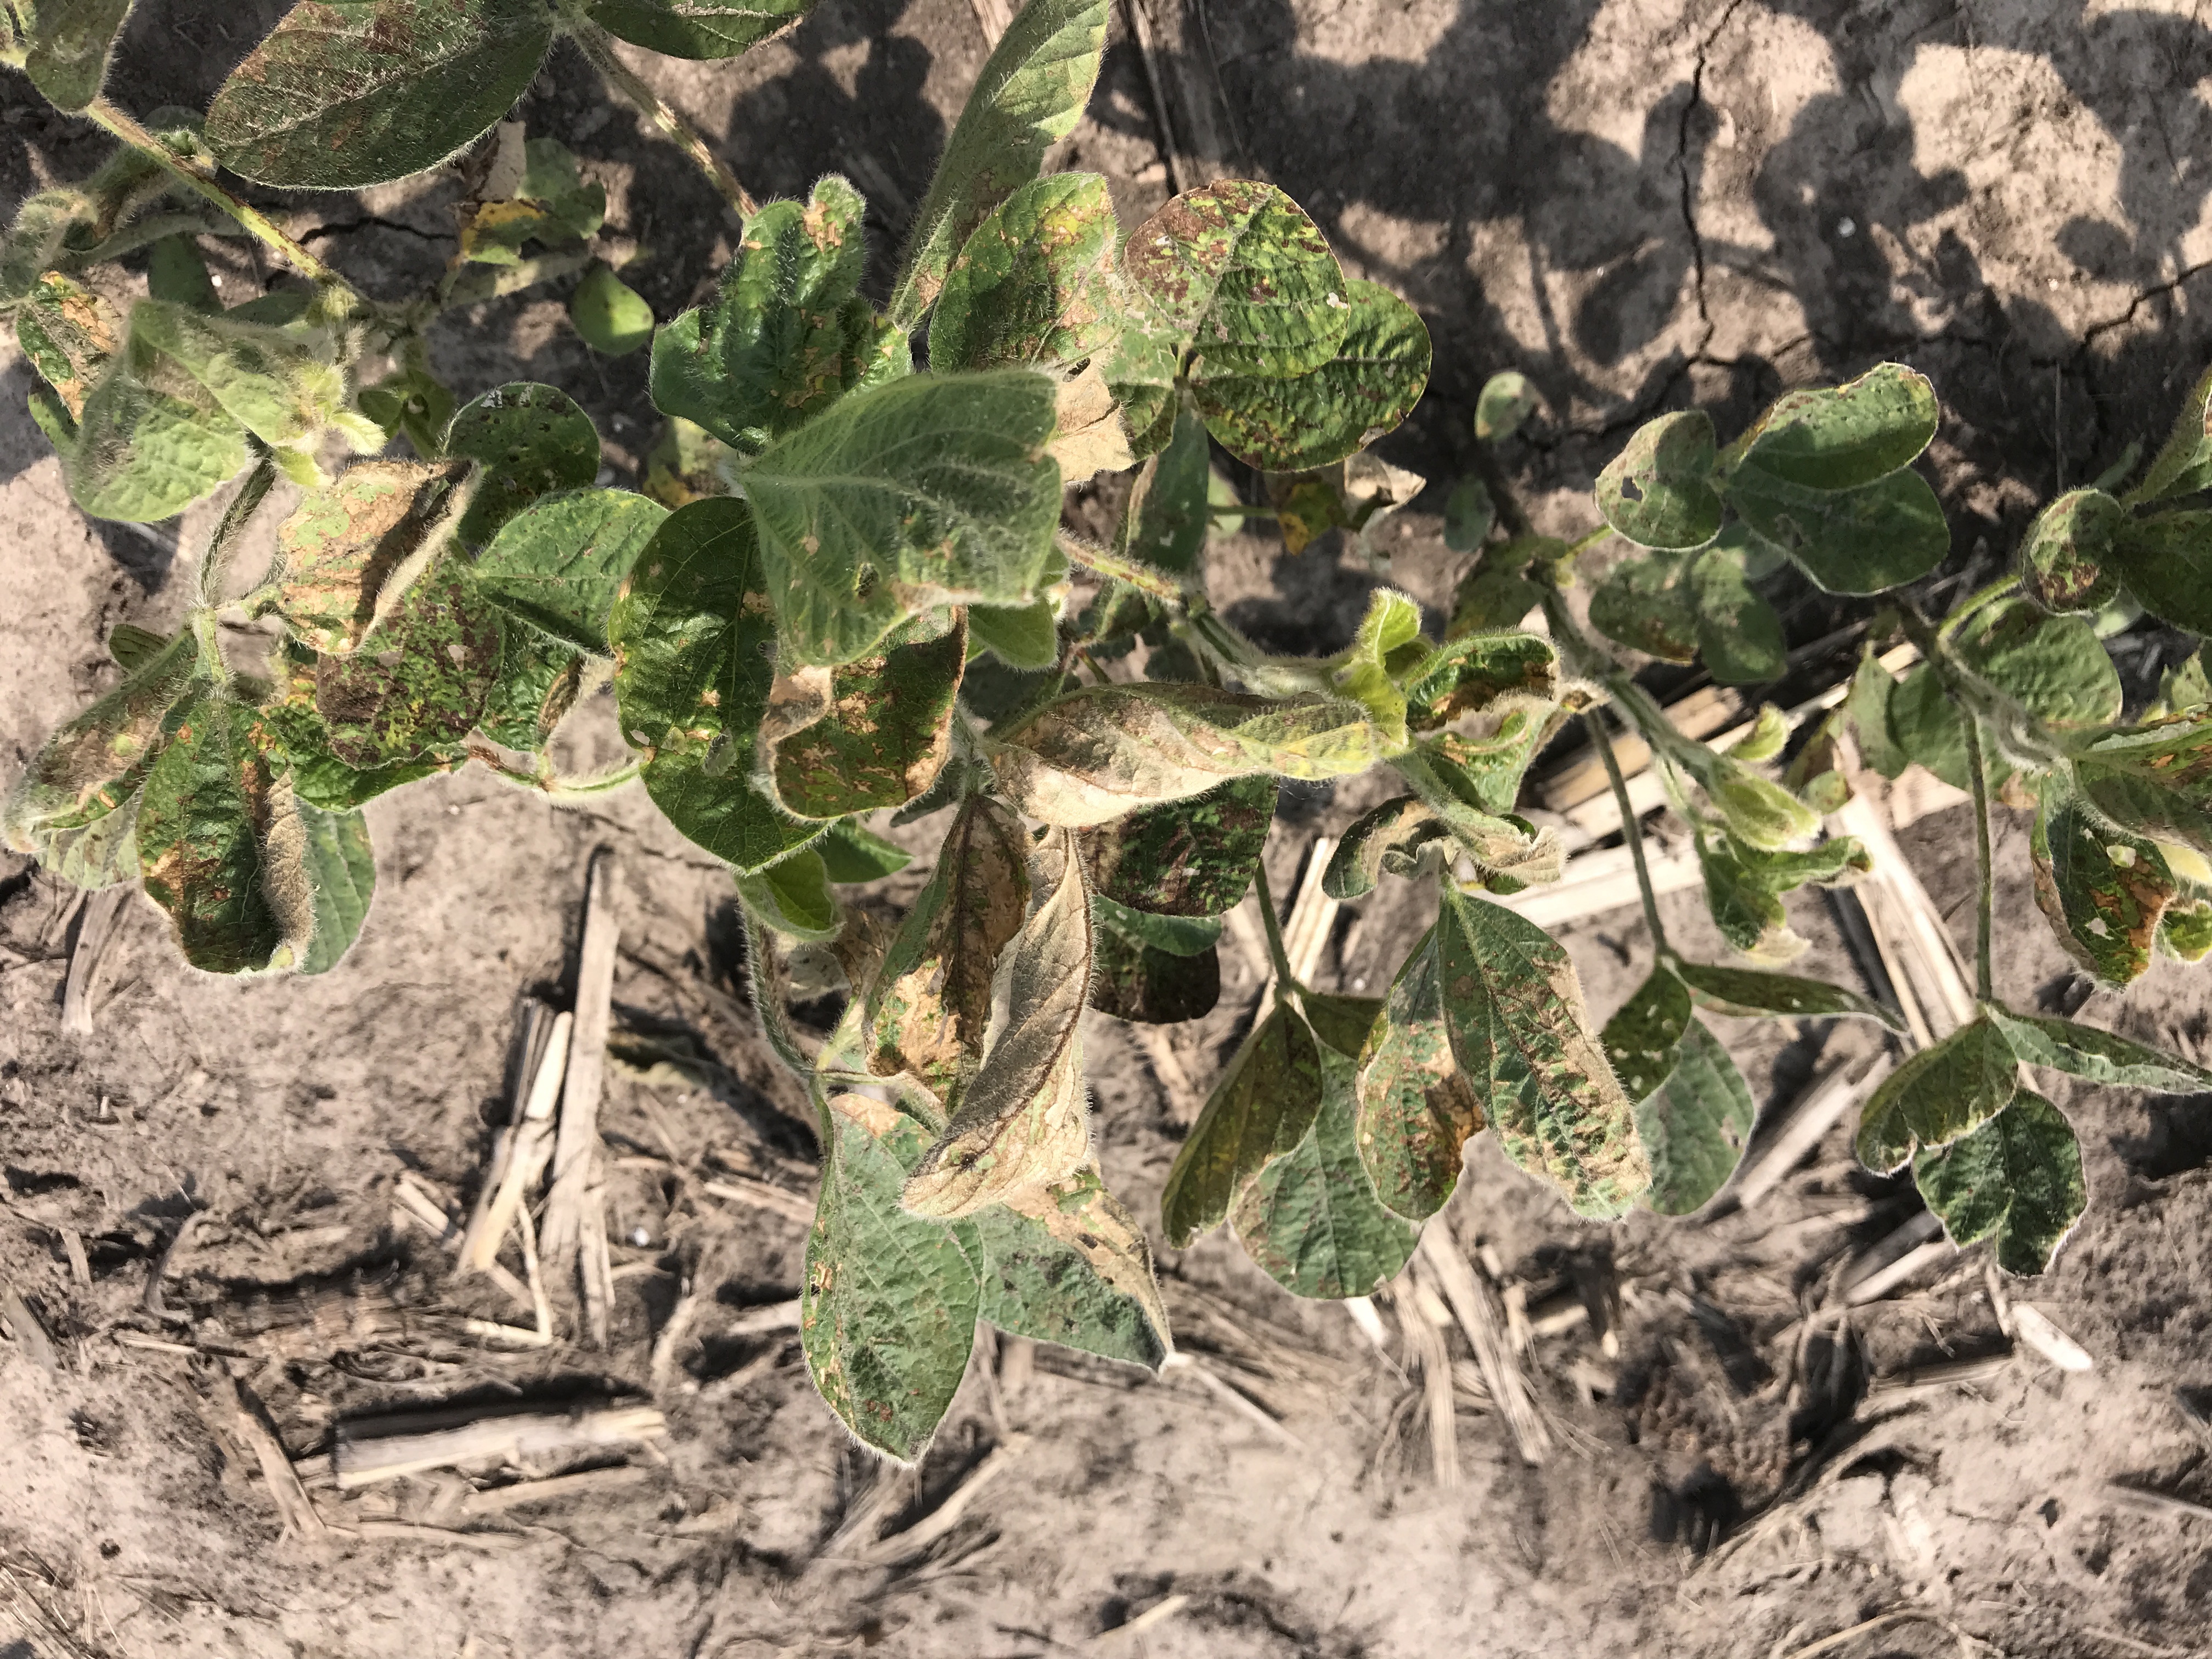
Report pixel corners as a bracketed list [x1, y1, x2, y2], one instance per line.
[586, 0, 816, 58]
[18, 272, 120, 422]
[2163, 650, 2212, 716]
[2, 193, 90, 310]
[1635, 1019, 1754, 1216]
[906, 830, 1095, 1217]
[1697, 829, 1795, 960]
[1885, 665, 1974, 791]
[469, 487, 666, 654]
[1354, 925, 1482, 1218]
[129, 300, 358, 467]
[1914, 1090, 2085, 1275]
[1076, 773, 1274, 916]
[1122, 180, 1348, 381]
[105, 623, 172, 674]
[744, 369, 1061, 665]
[765, 611, 967, 820]
[2021, 488, 2123, 615]
[1726, 465, 1948, 595]
[1983, 1006, 2212, 1093]
[357, 368, 456, 460]
[2074, 716, 2212, 856]
[648, 177, 904, 453]
[1600, 966, 1694, 1104]
[474, 624, 584, 752]
[3, 627, 200, 876]
[66, 341, 249, 522]
[1436, 888, 1650, 1218]
[2161, 899, 2212, 963]
[1099, 303, 1184, 460]
[312, 570, 500, 767]
[1475, 371, 1538, 442]
[967, 599, 1058, 670]
[1847, 646, 1910, 779]
[1728, 363, 1938, 490]
[1400, 744, 1562, 879]
[929, 173, 1120, 373]
[1400, 627, 1558, 737]
[146, 235, 220, 311]
[2107, 512, 2212, 635]
[993, 683, 1384, 827]
[888, 0, 1109, 325]
[1192, 280, 1430, 472]
[204, 0, 555, 190]
[819, 819, 912, 883]
[865, 794, 1031, 1106]
[255, 662, 448, 809]
[137, 695, 306, 974]
[959, 1167, 1170, 1365]
[1855, 1016, 2021, 1173]
[736, 847, 839, 942]
[1672, 957, 1901, 1028]
[1447, 540, 1548, 634]
[804, 1094, 980, 1461]
[22, 0, 134, 110]
[1590, 551, 1696, 663]
[1297, 991, 1382, 1061]
[1672, 746, 1819, 851]
[294, 799, 375, 975]
[1953, 596, 2122, 731]
[1161, 1000, 1324, 1245]
[2134, 362, 2212, 504]
[1119, 396, 1211, 574]
[2032, 777, 2176, 986]
[1091, 894, 1221, 957]
[444, 382, 601, 551]
[1689, 540, 1788, 685]
[1324, 796, 1451, 901]
[1443, 477, 1493, 552]
[608, 497, 819, 872]
[1596, 410, 1722, 551]
[569, 264, 653, 357]
[1233, 1041, 1419, 1298]
[1088, 924, 1220, 1024]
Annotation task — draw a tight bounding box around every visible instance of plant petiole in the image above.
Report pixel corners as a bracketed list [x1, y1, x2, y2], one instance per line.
[1961, 709, 1996, 1004]
[564, 19, 760, 219]
[1251, 859, 1301, 996]
[1585, 710, 1667, 953]
[1056, 531, 1187, 605]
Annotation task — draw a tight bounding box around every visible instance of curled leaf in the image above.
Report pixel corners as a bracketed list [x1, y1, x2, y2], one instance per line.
[1351, 926, 1482, 1221]
[2020, 488, 2123, 615]
[272, 461, 465, 654]
[960, 1167, 1170, 1365]
[929, 172, 1121, 373]
[1672, 957, 1900, 1028]
[2032, 777, 2176, 986]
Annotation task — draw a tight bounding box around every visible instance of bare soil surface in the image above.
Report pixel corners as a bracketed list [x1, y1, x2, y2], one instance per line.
[8, 3, 2212, 1656]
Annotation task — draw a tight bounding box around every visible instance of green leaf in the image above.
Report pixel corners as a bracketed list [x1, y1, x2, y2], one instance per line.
[1689, 541, 1788, 685]
[959, 1167, 1170, 1365]
[105, 623, 172, 674]
[765, 611, 967, 819]
[649, 176, 903, 453]
[1983, 1006, 2212, 1093]
[1435, 888, 1650, 1218]
[1088, 924, 1219, 1024]
[137, 695, 304, 974]
[1323, 795, 1451, 900]
[1697, 829, 1793, 959]
[928, 173, 1120, 373]
[819, 819, 912, 883]
[2020, 488, 2123, 615]
[129, 300, 356, 461]
[1119, 395, 1211, 573]
[255, 667, 447, 808]
[1914, 1090, 2085, 1275]
[271, 460, 462, 654]
[1325, 588, 1424, 748]
[1672, 957, 1903, 1028]
[1161, 1000, 1325, 1245]
[968, 598, 1059, 669]
[294, 799, 375, 975]
[586, 0, 816, 57]
[1726, 465, 1949, 595]
[1475, 371, 1538, 442]
[1635, 1019, 1754, 1216]
[568, 264, 653, 357]
[888, 0, 1110, 325]
[1886, 664, 1974, 791]
[1398, 742, 1561, 877]
[357, 368, 456, 460]
[1672, 747, 1819, 851]
[18, 271, 120, 421]
[906, 830, 1095, 1216]
[2032, 776, 2176, 986]
[24, 0, 134, 111]
[2134, 362, 2212, 505]
[803, 1094, 980, 1461]
[312, 569, 502, 767]
[473, 625, 583, 752]
[1300, 990, 1383, 1059]
[1729, 363, 1938, 491]
[66, 341, 249, 522]
[2162, 649, 2212, 717]
[864, 794, 1031, 1107]
[1091, 893, 1222, 956]
[1855, 1016, 2021, 1173]
[1400, 627, 1558, 740]
[1589, 552, 1696, 664]
[1353, 926, 1482, 1218]
[1122, 180, 1348, 380]
[2107, 511, 2212, 635]
[1233, 1042, 1420, 1299]
[1953, 596, 2122, 731]
[744, 369, 1062, 666]
[204, 0, 555, 189]
[1076, 773, 1274, 916]
[1599, 966, 1694, 1104]
[1847, 647, 1910, 778]
[444, 382, 601, 551]
[1192, 280, 1430, 473]
[3, 627, 199, 873]
[146, 235, 219, 312]
[1596, 410, 1722, 551]
[471, 488, 667, 656]
[2, 191, 91, 309]
[1443, 476, 1493, 552]
[2163, 898, 2212, 963]
[994, 682, 1386, 827]
[2073, 715, 2212, 856]
[737, 847, 839, 941]
[608, 497, 819, 872]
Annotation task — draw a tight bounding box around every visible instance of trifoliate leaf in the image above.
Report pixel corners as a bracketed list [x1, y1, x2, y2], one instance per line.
[1087, 925, 1220, 1024]
[968, 597, 1059, 669]
[2133, 361, 2212, 505]
[1444, 476, 1493, 552]
[1689, 540, 1788, 685]
[737, 847, 840, 942]
[146, 234, 219, 312]
[1953, 596, 2123, 731]
[1118, 394, 1211, 574]
[1855, 1016, 2021, 1173]
[1475, 371, 1539, 442]
[1075, 772, 1273, 916]
[764, 610, 967, 819]
[929, 172, 1120, 373]
[1353, 924, 1483, 1218]
[1089, 894, 1221, 957]
[959, 1166, 1170, 1365]
[1596, 410, 1722, 551]
[357, 368, 456, 460]
[293, 799, 376, 975]
[2107, 511, 2212, 635]
[23, 0, 135, 111]
[444, 381, 601, 550]
[2020, 488, 2123, 615]
[2163, 898, 2212, 963]
[2073, 714, 2212, 856]
[17, 271, 119, 421]
[469, 488, 666, 655]
[312, 569, 501, 767]
[1161, 1000, 1324, 1246]
[1635, 1019, 1754, 1216]
[1400, 627, 1558, 736]
[66, 340, 249, 522]
[1328, 588, 1424, 748]
[473, 625, 584, 752]
[1726, 464, 1948, 595]
[1323, 795, 1450, 901]
[818, 819, 912, 883]
[1983, 1006, 2212, 1093]
[1914, 1090, 2085, 1275]
[1728, 363, 1938, 490]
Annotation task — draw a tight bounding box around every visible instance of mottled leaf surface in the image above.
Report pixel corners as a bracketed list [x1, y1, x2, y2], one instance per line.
[471, 488, 667, 654]
[1353, 924, 1483, 1219]
[1729, 363, 1938, 490]
[929, 173, 1120, 373]
[273, 461, 460, 654]
[1727, 465, 1948, 595]
[313, 571, 499, 767]
[2021, 488, 2123, 614]
[1088, 924, 1219, 1024]
[1914, 1091, 2085, 1275]
[588, 0, 816, 58]
[1856, 1017, 2021, 1173]
[1673, 957, 1900, 1028]
[1983, 1007, 2212, 1093]
[1953, 596, 2122, 731]
[766, 612, 967, 819]
[1161, 1002, 1324, 1246]
[67, 346, 249, 523]
[1635, 1019, 1753, 1216]
[2033, 778, 2176, 986]
[1122, 180, 1347, 380]
[1076, 773, 1273, 916]
[24, 0, 135, 110]
[962, 1169, 1170, 1365]
[2108, 511, 2212, 635]
[1600, 966, 1694, 1104]
[444, 382, 601, 551]
[2074, 716, 2212, 856]
[1596, 410, 1722, 551]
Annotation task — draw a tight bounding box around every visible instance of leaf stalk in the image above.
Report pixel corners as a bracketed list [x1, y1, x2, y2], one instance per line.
[1585, 709, 1668, 953]
[565, 21, 760, 220]
[1961, 708, 1996, 1003]
[1251, 858, 1300, 994]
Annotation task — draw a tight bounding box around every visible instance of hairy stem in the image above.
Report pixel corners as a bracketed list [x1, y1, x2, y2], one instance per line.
[1563, 522, 1615, 560]
[198, 455, 280, 610]
[1056, 531, 1187, 605]
[737, 898, 815, 1078]
[1962, 710, 1995, 1003]
[1936, 573, 2021, 641]
[465, 745, 642, 800]
[83, 100, 356, 296]
[1252, 858, 1300, 993]
[567, 23, 759, 219]
[1586, 710, 1668, 953]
